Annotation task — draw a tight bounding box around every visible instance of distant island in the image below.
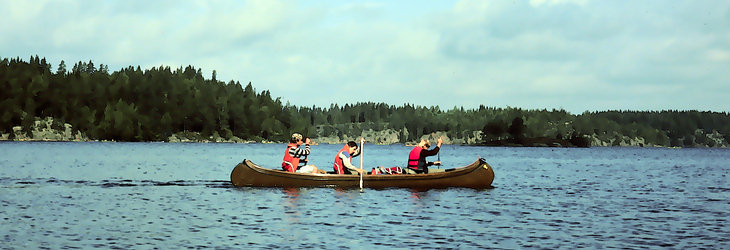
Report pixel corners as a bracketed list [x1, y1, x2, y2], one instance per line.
[2, 56, 729, 148]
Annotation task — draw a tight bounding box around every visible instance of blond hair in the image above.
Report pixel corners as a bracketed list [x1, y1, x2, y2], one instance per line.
[420, 139, 431, 148]
[290, 133, 303, 143]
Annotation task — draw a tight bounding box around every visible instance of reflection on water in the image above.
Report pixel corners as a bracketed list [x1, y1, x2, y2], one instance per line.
[281, 188, 301, 225]
[282, 187, 300, 200]
[0, 142, 729, 248]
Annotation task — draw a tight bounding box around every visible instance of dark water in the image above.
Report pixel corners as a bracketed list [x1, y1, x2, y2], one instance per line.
[1, 142, 728, 249]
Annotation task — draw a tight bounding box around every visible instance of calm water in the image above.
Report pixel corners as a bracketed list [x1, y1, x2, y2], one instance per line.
[1, 142, 728, 249]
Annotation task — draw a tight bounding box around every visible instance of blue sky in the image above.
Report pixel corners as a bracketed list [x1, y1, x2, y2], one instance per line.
[2, 0, 728, 114]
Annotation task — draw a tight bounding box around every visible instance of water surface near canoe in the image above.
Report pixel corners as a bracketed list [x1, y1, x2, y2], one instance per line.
[1, 142, 728, 249]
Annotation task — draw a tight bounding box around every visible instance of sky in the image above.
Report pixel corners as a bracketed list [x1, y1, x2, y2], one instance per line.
[2, 0, 729, 114]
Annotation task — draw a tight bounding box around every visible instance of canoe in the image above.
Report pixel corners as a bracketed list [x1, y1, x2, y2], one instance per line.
[230, 158, 495, 189]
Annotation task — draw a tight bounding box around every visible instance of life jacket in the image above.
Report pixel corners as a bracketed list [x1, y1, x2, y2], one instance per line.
[372, 166, 403, 175]
[282, 143, 300, 172]
[333, 145, 353, 174]
[407, 146, 423, 169]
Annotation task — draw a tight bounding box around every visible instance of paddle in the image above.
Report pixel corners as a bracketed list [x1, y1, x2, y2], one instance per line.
[436, 136, 443, 169]
[359, 137, 364, 191]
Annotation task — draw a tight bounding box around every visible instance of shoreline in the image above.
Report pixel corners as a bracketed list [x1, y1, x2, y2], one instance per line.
[1, 138, 720, 149]
[2, 117, 727, 148]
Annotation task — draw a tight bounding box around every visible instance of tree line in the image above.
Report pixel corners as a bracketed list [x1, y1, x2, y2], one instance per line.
[1, 56, 286, 141]
[2, 56, 729, 147]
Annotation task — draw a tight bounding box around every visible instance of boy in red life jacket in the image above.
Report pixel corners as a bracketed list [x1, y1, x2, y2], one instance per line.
[406, 137, 443, 174]
[282, 133, 323, 174]
[333, 141, 365, 175]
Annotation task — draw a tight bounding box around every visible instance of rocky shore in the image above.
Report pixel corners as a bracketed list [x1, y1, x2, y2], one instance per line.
[3, 117, 727, 148]
[312, 129, 480, 145]
[1, 117, 89, 142]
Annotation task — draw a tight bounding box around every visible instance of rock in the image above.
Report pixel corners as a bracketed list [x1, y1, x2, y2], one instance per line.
[0, 117, 89, 142]
[314, 128, 402, 145]
[361, 129, 400, 145]
[419, 132, 451, 144]
[314, 135, 343, 144]
[705, 130, 729, 148]
[168, 134, 181, 143]
[228, 136, 245, 143]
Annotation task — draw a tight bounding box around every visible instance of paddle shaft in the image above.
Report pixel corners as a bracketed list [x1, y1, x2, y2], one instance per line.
[359, 138, 364, 190]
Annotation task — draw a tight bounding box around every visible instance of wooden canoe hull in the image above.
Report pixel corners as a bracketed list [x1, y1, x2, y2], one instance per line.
[230, 158, 495, 189]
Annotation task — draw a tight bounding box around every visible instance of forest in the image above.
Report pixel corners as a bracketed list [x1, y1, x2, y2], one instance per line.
[2, 56, 729, 147]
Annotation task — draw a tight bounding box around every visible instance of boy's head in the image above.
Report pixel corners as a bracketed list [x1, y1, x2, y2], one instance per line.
[347, 141, 358, 154]
[290, 133, 303, 144]
[418, 139, 431, 149]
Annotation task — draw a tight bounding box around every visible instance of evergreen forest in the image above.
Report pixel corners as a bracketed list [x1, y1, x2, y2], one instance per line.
[2, 56, 729, 147]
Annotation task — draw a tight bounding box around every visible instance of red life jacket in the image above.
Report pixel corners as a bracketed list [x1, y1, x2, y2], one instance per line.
[282, 143, 300, 172]
[407, 146, 423, 169]
[333, 145, 352, 174]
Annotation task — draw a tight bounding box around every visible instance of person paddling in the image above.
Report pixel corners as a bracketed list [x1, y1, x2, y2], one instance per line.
[405, 137, 443, 174]
[333, 140, 365, 175]
[282, 133, 322, 174]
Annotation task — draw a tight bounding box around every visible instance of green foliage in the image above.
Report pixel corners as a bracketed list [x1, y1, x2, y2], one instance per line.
[507, 117, 526, 139]
[0, 56, 289, 141]
[2, 56, 729, 147]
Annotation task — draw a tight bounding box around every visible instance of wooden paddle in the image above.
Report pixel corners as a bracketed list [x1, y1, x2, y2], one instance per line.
[436, 136, 443, 168]
[359, 137, 364, 191]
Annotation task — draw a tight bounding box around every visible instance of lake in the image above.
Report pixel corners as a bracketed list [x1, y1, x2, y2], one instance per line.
[1, 142, 728, 249]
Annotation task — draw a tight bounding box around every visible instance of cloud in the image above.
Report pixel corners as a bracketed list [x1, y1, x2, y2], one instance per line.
[706, 49, 730, 62]
[2, 0, 729, 113]
[530, 0, 589, 7]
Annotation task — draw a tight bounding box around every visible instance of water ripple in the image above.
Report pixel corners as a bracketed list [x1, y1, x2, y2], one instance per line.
[1, 143, 729, 249]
